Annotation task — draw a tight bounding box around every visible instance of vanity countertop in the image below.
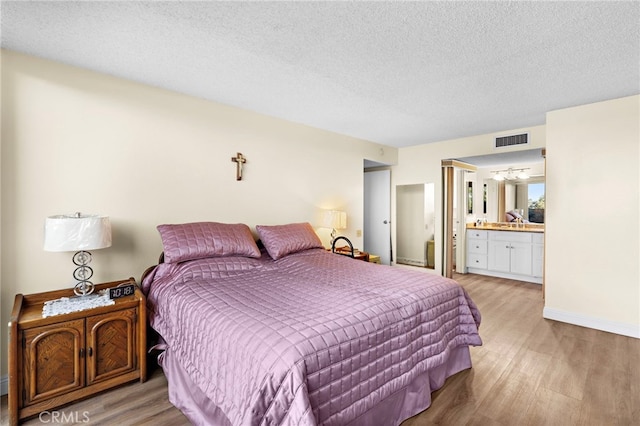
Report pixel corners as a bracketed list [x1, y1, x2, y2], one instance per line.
[466, 223, 544, 233]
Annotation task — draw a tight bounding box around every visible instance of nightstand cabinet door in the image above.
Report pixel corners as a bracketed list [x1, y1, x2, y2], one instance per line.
[22, 319, 85, 406]
[86, 308, 137, 384]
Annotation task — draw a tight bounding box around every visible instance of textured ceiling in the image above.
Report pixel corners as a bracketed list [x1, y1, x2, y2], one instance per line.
[1, 1, 639, 148]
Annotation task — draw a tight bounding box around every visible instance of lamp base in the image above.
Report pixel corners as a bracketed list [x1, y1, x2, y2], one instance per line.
[72, 250, 95, 296]
[74, 281, 95, 297]
[329, 228, 338, 247]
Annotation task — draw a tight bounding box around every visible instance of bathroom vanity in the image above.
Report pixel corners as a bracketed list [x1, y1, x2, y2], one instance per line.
[466, 225, 543, 284]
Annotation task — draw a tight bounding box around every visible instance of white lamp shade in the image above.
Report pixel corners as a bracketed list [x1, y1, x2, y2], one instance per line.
[44, 214, 112, 252]
[322, 210, 347, 230]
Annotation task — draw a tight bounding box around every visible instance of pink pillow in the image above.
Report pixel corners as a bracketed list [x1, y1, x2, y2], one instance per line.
[256, 222, 324, 260]
[157, 222, 260, 263]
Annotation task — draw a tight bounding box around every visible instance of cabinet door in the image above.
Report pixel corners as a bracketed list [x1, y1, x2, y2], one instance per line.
[488, 240, 511, 272]
[22, 319, 85, 406]
[86, 308, 137, 384]
[510, 242, 533, 276]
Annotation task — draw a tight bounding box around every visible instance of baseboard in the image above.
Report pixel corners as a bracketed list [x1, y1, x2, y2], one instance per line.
[1, 374, 7, 396]
[396, 257, 428, 267]
[543, 307, 640, 339]
[467, 268, 543, 285]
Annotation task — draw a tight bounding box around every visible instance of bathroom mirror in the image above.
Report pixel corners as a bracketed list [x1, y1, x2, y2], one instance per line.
[396, 183, 435, 268]
[483, 176, 545, 223]
[456, 148, 545, 224]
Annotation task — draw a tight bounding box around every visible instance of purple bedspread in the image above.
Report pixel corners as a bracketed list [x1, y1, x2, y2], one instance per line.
[144, 248, 482, 425]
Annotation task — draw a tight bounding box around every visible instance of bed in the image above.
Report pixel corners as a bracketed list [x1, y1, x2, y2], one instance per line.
[141, 222, 482, 425]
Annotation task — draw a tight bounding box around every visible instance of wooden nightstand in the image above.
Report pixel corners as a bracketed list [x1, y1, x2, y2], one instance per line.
[7, 278, 146, 426]
[333, 246, 370, 261]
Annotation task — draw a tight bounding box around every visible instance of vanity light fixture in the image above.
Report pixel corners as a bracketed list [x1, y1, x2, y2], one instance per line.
[491, 167, 530, 181]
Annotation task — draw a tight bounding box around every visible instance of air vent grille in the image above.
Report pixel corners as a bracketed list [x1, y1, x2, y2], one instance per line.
[495, 133, 529, 148]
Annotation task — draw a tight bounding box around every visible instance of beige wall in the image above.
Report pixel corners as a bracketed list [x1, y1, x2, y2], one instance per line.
[0, 50, 397, 378]
[544, 95, 640, 336]
[3, 49, 637, 386]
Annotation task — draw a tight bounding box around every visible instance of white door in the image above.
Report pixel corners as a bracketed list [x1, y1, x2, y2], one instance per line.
[364, 169, 391, 265]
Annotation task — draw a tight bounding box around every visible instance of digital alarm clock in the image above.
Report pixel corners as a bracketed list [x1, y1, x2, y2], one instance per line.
[108, 283, 136, 299]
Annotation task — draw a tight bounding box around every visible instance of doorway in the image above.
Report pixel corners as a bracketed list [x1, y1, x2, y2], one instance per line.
[443, 148, 546, 296]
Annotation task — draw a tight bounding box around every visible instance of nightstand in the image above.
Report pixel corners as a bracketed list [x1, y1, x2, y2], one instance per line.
[7, 278, 146, 426]
[333, 246, 370, 261]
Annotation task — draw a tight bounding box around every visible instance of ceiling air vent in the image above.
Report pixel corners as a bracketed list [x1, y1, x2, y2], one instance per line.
[495, 133, 529, 149]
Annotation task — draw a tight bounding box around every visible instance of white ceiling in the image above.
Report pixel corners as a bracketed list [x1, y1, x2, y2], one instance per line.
[1, 1, 638, 148]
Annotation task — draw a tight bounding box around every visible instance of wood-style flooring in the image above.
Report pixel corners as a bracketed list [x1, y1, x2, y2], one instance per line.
[2, 272, 638, 425]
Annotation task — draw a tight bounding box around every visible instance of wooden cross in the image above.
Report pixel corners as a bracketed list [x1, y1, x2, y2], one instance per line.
[231, 152, 246, 180]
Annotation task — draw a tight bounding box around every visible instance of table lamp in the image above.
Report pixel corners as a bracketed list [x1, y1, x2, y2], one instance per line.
[322, 210, 347, 247]
[44, 212, 112, 296]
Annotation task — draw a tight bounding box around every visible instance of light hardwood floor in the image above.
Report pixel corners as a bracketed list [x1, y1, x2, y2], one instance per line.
[3, 272, 638, 425]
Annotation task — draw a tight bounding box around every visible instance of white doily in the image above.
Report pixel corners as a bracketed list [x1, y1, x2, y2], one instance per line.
[43, 290, 114, 317]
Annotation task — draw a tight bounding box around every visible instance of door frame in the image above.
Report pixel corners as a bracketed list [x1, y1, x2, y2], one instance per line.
[441, 160, 477, 278]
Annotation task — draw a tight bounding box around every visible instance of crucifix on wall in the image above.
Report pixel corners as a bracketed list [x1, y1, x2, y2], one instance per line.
[231, 152, 247, 180]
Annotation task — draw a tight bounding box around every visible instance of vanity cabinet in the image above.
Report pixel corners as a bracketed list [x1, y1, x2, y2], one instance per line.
[488, 232, 532, 276]
[467, 229, 542, 284]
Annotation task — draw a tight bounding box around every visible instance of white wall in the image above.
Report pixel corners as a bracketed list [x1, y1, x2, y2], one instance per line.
[544, 95, 640, 337]
[0, 50, 397, 378]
